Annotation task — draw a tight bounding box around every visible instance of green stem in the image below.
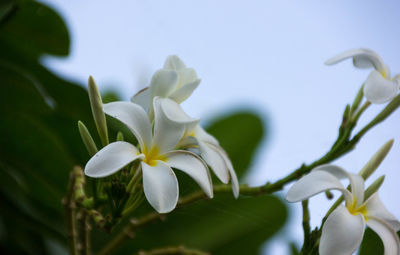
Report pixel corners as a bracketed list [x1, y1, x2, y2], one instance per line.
[134, 246, 210, 255]
[99, 93, 400, 255]
[301, 200, 311, 251]
[78, 210, 91, 255]
[351, 101, 371, 123]
[63, 172, 79, 255]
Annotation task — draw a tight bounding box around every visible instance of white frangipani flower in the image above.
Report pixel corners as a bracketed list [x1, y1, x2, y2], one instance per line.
[160, 103, 240, 198]
[131, 55, 200, 114]
[286, 165, 400, 255]
[325, 48, 400, 104]
[84, 97, 213, 213]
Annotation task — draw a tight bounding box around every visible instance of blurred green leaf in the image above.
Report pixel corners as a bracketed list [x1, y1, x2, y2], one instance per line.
[0, 1, 92, 254]
[0, 0, 69, 58]
[113, 194, 287, 255]
[206, 111, 265, 180]
[359, 228, 400, 255]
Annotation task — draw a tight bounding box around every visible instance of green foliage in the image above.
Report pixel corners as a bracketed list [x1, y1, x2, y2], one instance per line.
[359, 228, 400, 255]
[0, 1, 286, 254]
[114, 195, 287, 255]
[206, 112, 265, 179]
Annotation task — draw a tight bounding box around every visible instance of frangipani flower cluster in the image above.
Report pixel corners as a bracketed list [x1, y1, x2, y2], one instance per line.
[287, 164, 400, 255]
[133, 55, 239, 197]
[84, 56, 239, 213]
[326, 48, 400, 104]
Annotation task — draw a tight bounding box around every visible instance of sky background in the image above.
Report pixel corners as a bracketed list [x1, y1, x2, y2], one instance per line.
[39, 1, 400, 253]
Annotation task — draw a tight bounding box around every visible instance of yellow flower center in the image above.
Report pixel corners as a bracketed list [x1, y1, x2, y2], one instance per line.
[347, 198, 368, 218]
[142, 146, 167, 166]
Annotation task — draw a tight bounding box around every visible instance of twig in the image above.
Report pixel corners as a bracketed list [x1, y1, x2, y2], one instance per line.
[63, 171, 79, 255]
[98, 93, 400, 255]
[78, 210, 91, 255]
[301, 200, 311, 251]
[135, 246, 210, 255]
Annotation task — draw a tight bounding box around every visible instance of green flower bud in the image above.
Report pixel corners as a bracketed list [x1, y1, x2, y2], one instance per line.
[359, 139, 394, 179]
[78, 121, 98, 156]
[88, 76, 109, 146]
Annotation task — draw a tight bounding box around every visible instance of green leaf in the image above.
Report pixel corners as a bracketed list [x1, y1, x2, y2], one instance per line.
[0, 0, 70, 58]
[359, 228, 400, 255]
[206, 111, 265, 180]
[112, 194, 287, 255]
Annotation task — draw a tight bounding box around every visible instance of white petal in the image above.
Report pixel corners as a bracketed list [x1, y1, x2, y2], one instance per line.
[178, 68, 198, 85]
[313, 164, 364, 206]
[364, 70, 399, 104]
[141, 161, 179, 213]
[197, 141, 230, 183]
[149, 69, 178, 99]
[159, 97, 199, 132]
[85, 142, 144, 178]
[193, 125, 220, 145]
[103, 102, 152, 150]
[152, 97, 186, 154]
[325, 48, 387, 73]
[319, 205, 365, 255]
[169, 79, 200, 103]
[131, 87, 150, 113]
[164, 55, 186, 70]
[164, 150, 213, 198]
[286, 170, 352, 203]
[365, 193, 400, 231]
[177, 136, 198, 148]
[211, 144, 240, 198]
[366, 216, 400, 255]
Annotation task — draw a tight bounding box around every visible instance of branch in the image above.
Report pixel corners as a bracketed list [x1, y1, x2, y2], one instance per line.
[77, 210, 91, 255]
[301, 200, 311, 251]
[99, 93, 400, 255]
[135, 246, 210, 255]
[63, 171, 79, 255]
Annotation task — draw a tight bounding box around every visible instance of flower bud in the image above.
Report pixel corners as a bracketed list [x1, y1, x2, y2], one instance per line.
[363, 175, 385, 201]
[358, 139, 393, 179]
[116, 131, 124, 141]
[88, 76, 109, 146]
[78, 121, 98, 156]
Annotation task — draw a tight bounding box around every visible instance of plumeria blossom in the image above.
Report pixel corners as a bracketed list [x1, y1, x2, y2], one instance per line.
[84, 97, 213, 213]
[130, 55, 239, 198]
[160, 103, 240, 198]
[131, 55, 201, 114]
[286, 164, 400, 255]
[325, 48, 400, 104]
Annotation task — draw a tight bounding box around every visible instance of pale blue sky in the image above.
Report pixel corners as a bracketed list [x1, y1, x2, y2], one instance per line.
[40, 1, 400, 253]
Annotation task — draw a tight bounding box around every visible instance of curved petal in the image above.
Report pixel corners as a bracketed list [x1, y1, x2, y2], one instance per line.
[141, 161, 179, 213]
[364, 71, 399, 104]
[193, 125, 219, 145]
[197, 141, 230, 183]
[159, 97, 199, 132]
[325, 48, 386, 73]
[169, 79, 200, 103]
[211, 144, 240, 198]
[319, 206, 365, 255]
[149, 69, 178, 99]
[364, 193, 400, 231]
[164, 55, 186, 70]
[164, 150, 213, 198]
[85, 142, 144, 178]
[152, 97, 186, 154]
[177, 136, 198, 148]
[366, 216, 400, 255]
[177, 68, 198, 86]
[313, 164, 364, 206]
[286, 170, 352, 203]
[131, 87, 150, 113]
[103, 102, 152, 149]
